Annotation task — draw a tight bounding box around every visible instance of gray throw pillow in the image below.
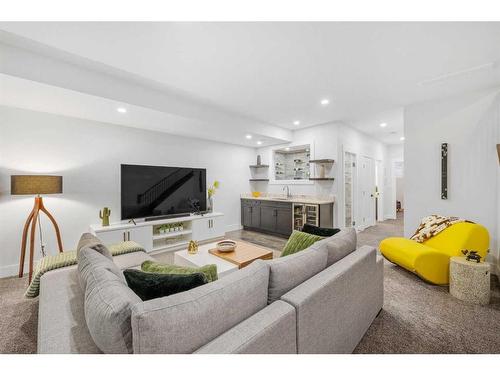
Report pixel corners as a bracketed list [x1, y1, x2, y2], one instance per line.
[267, 247, 327, 304]
[324, 228, 357, 266]
[79, 248, 141, 353]
[77, 232, 112, 260]
[77, 247, 125, 290]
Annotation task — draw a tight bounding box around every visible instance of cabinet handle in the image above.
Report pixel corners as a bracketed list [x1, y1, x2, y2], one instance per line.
[127, 231, 131, 241]
[123, 232, 126, 241]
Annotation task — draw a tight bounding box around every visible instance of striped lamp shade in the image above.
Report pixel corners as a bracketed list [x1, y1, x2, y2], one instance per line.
[11, 175, 63, 195]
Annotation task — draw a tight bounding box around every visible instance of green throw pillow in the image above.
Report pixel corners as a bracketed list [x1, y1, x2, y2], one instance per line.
[141, 260, 218, 282]
[281, 230, 324, 257]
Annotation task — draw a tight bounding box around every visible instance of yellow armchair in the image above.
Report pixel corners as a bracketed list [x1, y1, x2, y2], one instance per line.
[380, 222, 489, 285]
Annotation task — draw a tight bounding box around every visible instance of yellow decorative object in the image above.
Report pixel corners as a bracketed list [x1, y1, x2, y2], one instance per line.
[380, 222, 489, 285]
[251, 191, 261, 197]
[187, 240, 199, 254]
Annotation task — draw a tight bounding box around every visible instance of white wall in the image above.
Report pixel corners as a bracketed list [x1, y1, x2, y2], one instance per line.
[396, 177, 404, 209]
[254, 122, 390, 229]
[404, 88, 500, 271]
[0, 106, 255, 277]
[389, 144, 404, 160]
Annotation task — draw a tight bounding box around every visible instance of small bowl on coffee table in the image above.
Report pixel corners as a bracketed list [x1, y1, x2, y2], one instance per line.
[216, 240, 237, 253]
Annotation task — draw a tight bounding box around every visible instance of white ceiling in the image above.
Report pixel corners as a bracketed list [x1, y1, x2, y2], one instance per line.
[351, 107, 404, 145]
[1, 22, 500, 144]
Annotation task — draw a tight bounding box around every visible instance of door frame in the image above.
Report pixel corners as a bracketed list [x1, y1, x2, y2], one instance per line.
[375, 159, 384, 222]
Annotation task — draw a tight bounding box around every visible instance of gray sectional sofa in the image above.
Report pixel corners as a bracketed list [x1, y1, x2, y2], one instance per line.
[38, 228, 383, 354]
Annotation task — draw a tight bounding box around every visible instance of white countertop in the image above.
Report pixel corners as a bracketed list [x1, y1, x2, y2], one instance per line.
[241, 194, 335, 205]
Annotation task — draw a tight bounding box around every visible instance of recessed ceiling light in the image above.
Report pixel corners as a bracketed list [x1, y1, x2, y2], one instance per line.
[245, 134, 252, 139]
[400, 136, 405, 141]
[380, 123, 387, 128]
[117, 107, 127, 113]
[293, 120, 300, 126]
[285, 147, 290, 151]
[320, 99, 330, 106]
[257, 141, 263, 146]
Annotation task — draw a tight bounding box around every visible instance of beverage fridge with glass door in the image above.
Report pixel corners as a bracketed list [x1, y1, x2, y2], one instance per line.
[292, 203, 333, 231]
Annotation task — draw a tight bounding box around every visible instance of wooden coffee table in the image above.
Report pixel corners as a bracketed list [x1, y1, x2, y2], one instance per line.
[174, 240, 273, 278]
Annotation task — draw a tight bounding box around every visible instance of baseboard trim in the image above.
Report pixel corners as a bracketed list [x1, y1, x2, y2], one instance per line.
[0, 262, 25, 279]
[225, 223, 242, 233]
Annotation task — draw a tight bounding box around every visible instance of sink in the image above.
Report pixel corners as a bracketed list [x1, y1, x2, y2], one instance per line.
[272, 197, 291, 201]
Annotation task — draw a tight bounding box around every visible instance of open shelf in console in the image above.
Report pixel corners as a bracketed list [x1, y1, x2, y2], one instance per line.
[151, 219, 193, 252]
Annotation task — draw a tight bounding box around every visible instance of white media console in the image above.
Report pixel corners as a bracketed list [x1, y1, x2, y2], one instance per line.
[89, 212, 225, 253]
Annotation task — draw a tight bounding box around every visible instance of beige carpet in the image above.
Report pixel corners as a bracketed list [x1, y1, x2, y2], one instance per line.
[1, 214, 499, 353]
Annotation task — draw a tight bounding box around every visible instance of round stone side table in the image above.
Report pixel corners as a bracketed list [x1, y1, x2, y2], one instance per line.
[449, 257, 490, 305]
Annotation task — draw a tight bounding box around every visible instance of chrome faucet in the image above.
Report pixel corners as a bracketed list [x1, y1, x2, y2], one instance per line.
[282, 185, 291, 198]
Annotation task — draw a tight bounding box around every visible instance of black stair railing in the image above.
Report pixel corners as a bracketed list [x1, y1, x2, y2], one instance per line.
[137, 169, 194, 209]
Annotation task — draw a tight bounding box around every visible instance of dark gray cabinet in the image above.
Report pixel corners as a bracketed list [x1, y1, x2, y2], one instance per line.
[242, 204, 252, 227]
[276, 206, 293, 235]
[241, 199, 261, 229]
[251, 203, 261, 228]
[241, 199, 292, 237]
[260, 205, 277, 232]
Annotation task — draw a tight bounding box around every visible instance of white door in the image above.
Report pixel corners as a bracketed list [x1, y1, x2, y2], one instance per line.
[128, 226, 153, 252]
[95, 226, 153, 252]
[192, 215, 225, 241]
[359, 156, 376, 229]
[95, 229, 127, 245]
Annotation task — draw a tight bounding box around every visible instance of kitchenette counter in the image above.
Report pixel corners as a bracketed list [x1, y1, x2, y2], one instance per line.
[240, 194, 335, 205]
[241, 194, 334, 237]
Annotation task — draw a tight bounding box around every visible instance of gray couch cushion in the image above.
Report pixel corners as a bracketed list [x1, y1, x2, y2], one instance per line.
[267, 247, 327, 304]
[195, 300, 297, 354]
[324, 228, 357, 266]
[77, 245, 124, 290]
[38, 251, 156, 354]
[38, 265, 101, 354]
[131, 260, 270, 353]
[77, 232, 112, 260]
[80, 248, 141, 353]
[281, 246, 382, 353]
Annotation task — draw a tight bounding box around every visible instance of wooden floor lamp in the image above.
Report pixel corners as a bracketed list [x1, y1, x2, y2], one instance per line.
[11, 175, 64, 283]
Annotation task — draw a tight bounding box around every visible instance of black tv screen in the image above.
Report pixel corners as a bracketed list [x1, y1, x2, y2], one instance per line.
[121, 164, 207, 220]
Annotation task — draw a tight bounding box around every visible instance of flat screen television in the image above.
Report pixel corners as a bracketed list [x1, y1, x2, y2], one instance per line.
[121, 164, 207, 220]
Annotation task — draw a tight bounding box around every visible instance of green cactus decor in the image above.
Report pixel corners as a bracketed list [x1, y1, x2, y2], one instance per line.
[99, 207, 111, 227]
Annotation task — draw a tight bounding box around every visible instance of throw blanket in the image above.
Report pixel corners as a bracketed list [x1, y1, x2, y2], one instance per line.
[25, 241, 145, 298]
[410, 215, 468, 243]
